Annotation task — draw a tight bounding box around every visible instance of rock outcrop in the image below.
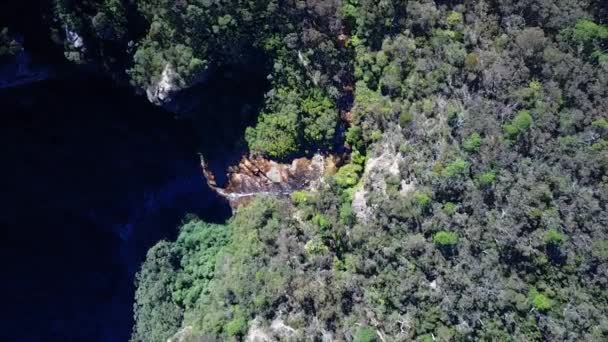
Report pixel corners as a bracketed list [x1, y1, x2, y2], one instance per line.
[145, 63, 180, 105]
[352, 140, 407, 223]
[203, 154, 336, 207]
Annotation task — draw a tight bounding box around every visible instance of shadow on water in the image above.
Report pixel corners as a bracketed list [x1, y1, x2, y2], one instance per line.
[0, 76, 231, 341]
[170, 64, 271, 187]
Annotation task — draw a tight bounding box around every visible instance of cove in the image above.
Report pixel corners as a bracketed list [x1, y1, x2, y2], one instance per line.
[0, 74, 241, 341]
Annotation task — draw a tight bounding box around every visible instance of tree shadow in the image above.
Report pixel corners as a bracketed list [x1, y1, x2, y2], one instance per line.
[168, 64, 271, 187]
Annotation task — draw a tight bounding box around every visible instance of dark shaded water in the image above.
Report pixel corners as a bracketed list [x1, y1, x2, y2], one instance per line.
[0, 76, 233, 341]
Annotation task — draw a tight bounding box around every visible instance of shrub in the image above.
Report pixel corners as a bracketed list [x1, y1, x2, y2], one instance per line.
[399, 111, 414, 126]
[225, 316, 247, 337]
[433, 231, 458, 246]
[335, 164, 363, 188]
[570, 19, 608, 48]
[291, 190, 309, 206]
[463, 132, 482, 152]
[442, 202, 457, 216]
[301, 90, 338, 147]
[592, 119, 608, 129]
[304, 238, 329, 255]
[413, 191, 432, 208]
[447, 11, 464, 27]
[354, 326, 377, 342]
[312, 214, 331, 230]
[442, 159, 470, 178]
[465, 52, 479, 71]
[592, 240, 608, 261]
[351, 149, 367, 165]
[476, 171, 497, 187]
[544, 229, 564, 245]
[504, 110, 533, 139]
[529, 289, 552, 312]
[339, 203, 356, 225]
[245, 110, 299, 159]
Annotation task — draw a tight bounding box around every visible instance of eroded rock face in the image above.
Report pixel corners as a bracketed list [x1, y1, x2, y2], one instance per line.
[203, 154, 335, 207]
[145, 63, 212, 110]
[352, 140, 406, 223]
[146, 63, 180, 105]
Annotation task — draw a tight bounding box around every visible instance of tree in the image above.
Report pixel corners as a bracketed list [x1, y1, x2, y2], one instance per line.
[132, 242, 183, 342]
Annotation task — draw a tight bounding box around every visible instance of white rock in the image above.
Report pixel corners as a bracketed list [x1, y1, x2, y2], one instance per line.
[146, 63, 179, 105]
[65, 26, 84, 49]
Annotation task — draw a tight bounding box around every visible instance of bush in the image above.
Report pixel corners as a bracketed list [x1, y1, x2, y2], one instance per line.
[529, 289, 552, 312]
[305, 238, 329, 255]
[301, 90, 338, 148]
[335, 163, 363, 188]
[463, 132, 482, 152]
[312, 214, 331, 230]
[570, 20, 608, 49]
[433, 231, 458, 246]
[413, 191, 432, 208]
[592, 119, 608, 129]
[544, 229, 564, 245]
[291, 190, 309, 206]
[399, 111, 414, 126]
[446, 11, 464, 27]
[442, 202, 457, 216]
[245, 110, 299, 159]
[225, 316, 247, 337]
[442, 159, 470, 178]
[354, 326, 377, 342]
[504, 110, 533, 139]
[476, 171, 497, 187]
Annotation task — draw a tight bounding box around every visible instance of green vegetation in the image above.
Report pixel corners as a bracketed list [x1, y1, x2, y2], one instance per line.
[124, 2, 608, 340]
[476, 171, 497, 187]
[335, 163, 363, 188]
[529, 289, 552, 312]
[544, 229, 564, 246]
[442, 202, 457, 216]
[291, 190, 309, 206]
[354, 326, 377, 342]
[413, 191, 432, 208]
[433, 231, 458, 247]
[463, 132, 482, 153]
[442, 159, 470, 178]
[504, 110, 534, 139]
[23, 1, 605, 340]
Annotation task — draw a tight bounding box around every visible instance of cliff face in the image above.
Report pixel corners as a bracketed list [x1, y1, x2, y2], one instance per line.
[203, 153, 337, 207]
[0, 77, 230, 341]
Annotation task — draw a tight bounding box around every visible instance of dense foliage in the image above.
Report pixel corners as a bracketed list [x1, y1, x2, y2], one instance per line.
[11, 0, 607, 340]
[130, 0, 608, 340]
[50, 0, 348, 158]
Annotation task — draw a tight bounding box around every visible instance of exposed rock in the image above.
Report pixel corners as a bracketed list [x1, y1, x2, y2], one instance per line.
[145, 63, 213, 109]
[146, 63, 180, 105]
[245, 318, 272, 342]
[167, 326, 194, 342]
[203, 153, 337, 207]
[66, 27, 84, 49]
[400, 179, 416, 197]
[270, 318, 296, 338]
[352, 140, 406, 222]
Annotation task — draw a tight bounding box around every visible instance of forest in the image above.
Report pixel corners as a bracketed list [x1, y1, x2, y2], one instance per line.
[2, 0, 607, 341]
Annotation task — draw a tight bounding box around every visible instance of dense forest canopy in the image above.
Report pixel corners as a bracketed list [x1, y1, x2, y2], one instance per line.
[2, 0, 607, 341]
